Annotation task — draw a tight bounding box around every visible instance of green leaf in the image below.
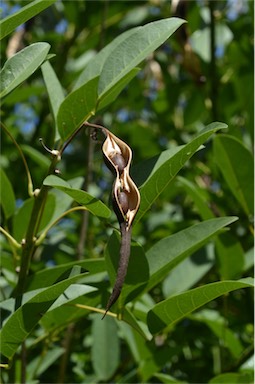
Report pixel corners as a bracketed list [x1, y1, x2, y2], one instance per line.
[0, 0, 57, 40]
[162, 246, 215, 297]
[0, 266, 88, 359]
[97, 67, 140, 111]
[25, 258, 105, 291]
[91, 315, 120, 381]
[147, 277, 254, 334]
[146, 216, 238, 292]
[0, 168, 16, 219]
[216, 232, 245, 280]
[104, 230, 149, 309]
[41, 292, 102, 332]
[191, 309, 244, 359]
[73, 27, 141, 90]
[153, 373, 188, 383]
[57, 77, 98, 142]
[134, 122, 228, 223]
[41, 61, 65, 141]
[0, 42, 51, 98]
[98, 17, 186, 98]
[20, 144, 51, 170]
[43, 175, 111, 219]
[209, 372, 254, 384]
[177, 176, 214, 220]
[213, 134, 254, 216]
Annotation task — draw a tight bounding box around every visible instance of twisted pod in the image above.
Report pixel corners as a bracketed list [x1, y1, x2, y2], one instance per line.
[85, 122, 140, 318]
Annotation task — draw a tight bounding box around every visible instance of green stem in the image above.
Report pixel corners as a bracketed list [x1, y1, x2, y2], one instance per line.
[13, 154, 60, 299]
[209, 1, 218, 120]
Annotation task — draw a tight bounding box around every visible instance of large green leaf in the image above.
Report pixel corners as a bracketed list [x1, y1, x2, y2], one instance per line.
[146, 216, 237, 292]
[41, 61, 65, 141]
[98, 17, 186, 98]
[147, 277, 254, 334]
[97, 67, 140, 111]
[134, 122, 228, 223]
[0, 43, 51, 98]
[57, 77, 98, 141]
[0, 266, 88, 359]
[0, 0, 57, 40]
[0, 168, 16, 219]
[43, 175, 111, 219]
[91, 315, 120, 381]
[73, 27, 141, 90]
[213, 134, 254, 216]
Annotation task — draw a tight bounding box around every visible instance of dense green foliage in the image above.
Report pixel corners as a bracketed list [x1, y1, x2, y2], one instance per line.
[0, 1, 254, 383]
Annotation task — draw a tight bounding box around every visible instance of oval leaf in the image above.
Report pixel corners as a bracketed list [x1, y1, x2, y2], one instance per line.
[0, 42, 51, 98]
[98, 17, 186, 97]
[147, 277, 254, 334]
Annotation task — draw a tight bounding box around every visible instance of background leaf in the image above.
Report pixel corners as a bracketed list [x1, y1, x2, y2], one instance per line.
[0, 168, 16, 219]
[213, 135, 254, 216]
[91, 315, 120, 381]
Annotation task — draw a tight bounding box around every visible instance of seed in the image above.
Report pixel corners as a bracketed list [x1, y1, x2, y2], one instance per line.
[118, 191, 129, 214]
[111, 153, 126, 173]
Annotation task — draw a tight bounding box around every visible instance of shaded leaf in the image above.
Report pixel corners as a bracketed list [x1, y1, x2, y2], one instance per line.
[209, 372, 254, 383]
[0, 168, 16, 219]
[191, 309, 244, 359]
[0, 43, 51, 98]
[20, 144, 51, 170]
[213, 134, 254, 216]
[91, 315, 120, 381]
[147, 277, 254, 334]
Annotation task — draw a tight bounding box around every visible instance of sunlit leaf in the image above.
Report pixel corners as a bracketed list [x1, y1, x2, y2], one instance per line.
[0, 43, 51, 98]
[43, 175, 111, 219]
[0, 0, 57, 40]
[0, 266, 88, 359]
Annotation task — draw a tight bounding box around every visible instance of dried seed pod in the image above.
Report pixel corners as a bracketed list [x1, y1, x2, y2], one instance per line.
[102, 129, 140, 230]
[83, 121, 140, 318]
